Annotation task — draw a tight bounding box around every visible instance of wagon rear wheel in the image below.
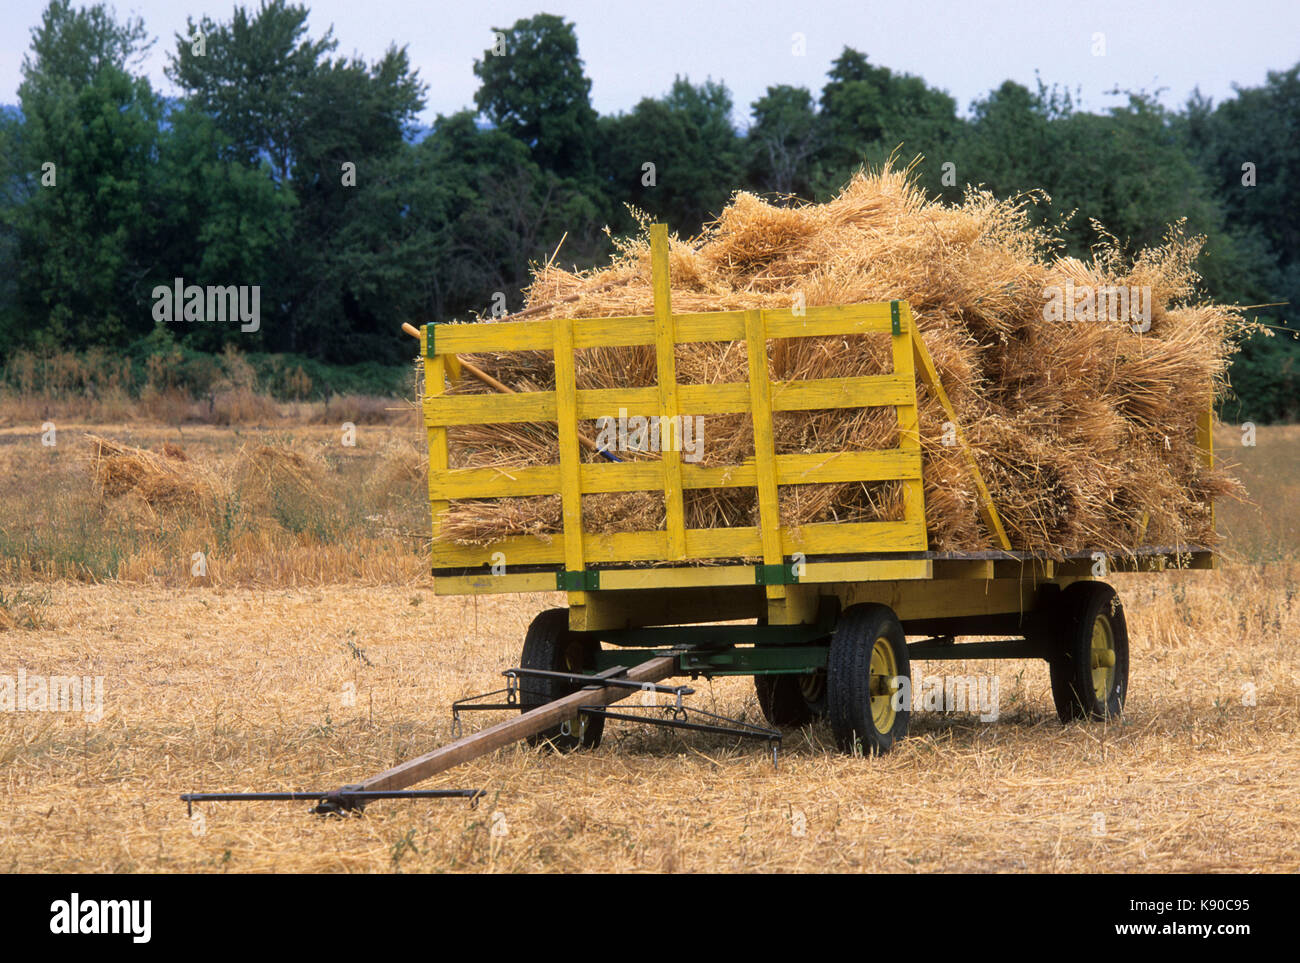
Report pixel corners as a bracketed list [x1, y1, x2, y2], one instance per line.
[519, 608, 605, 750]
[826, 604, 910, 754]
[1047, 582, 1129, 722]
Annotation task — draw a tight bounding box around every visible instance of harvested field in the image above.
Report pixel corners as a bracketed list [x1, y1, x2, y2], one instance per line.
[0, 422, 1295, 873]
[0, 566, 1296, 873]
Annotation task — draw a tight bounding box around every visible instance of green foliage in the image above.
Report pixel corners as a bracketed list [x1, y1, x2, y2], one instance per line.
[1, 2, 1296, 421]
[473, 13, 597, 180]
[599, 77, 743, 232]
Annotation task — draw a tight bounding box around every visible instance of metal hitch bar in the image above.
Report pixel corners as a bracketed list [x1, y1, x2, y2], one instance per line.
[180, 786, 485, 817]
[580, 704, 783, 768]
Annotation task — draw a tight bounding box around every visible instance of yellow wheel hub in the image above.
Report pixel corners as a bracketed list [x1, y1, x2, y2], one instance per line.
[1090, 615, 1116, 702]
[869, 636, 898, 733]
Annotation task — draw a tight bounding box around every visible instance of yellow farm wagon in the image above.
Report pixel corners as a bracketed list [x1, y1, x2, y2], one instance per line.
[416, 224, 1215, 758]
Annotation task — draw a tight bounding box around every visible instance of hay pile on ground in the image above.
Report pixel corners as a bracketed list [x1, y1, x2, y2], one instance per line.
[441, 164, 1247, 556]
[89, 435, 225, 513]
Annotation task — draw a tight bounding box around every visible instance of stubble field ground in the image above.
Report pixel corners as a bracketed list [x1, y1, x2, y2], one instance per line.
[1, 418, 1297, 872]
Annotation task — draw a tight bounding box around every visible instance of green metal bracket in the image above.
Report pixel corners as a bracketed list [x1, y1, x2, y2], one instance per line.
[890, 300, 901, 336]
[557, 569, 600, 591]
[755, 562, 799, 586]
[425, 324, 436, 357]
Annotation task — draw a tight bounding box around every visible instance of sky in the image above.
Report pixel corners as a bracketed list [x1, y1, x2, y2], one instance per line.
[2, 0, 1298, 125]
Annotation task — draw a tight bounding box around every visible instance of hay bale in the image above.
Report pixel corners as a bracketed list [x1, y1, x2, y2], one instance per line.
[440, 163, 1247, 555]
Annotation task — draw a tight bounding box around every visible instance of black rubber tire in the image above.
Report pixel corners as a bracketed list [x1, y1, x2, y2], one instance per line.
[518, 608, 605, 750]
[754, 671, 827, 727]
[826, 604, 910, 754]
[1047, 581, 1130, 722]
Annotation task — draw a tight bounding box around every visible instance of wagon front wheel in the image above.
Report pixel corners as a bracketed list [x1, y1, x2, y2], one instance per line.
[519, 608, 605, 750]
[754, 671, 826, 727]
[1047, 582, 1130, 722]
[826, 604, 910, 754]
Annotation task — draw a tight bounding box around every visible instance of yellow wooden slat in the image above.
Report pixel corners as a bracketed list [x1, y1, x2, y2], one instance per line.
[425, 328, 449, 554]
[765, 304, 895, 339]
[651, 224, 687, 560]
[572, 316, 655, 349]
[800, 559, 932, 584]
[672, 312, 748, 343]
[425, 391, 555, 426]
[431, 446, 921, 500]
[1196, 405, 1215, 540]
[677, 382, 751, 415]
[431, 319, 554, 354]
[775, 449, 922, 485]
[553, 314, 587, 605]
[433, 571, 558, 596]
[891, 305, 928, 547]
[575, 386, 659, 419]
[430, 465, 558, 500]
[783, 520, 929, 554]
[772, 374, 913, 412]
[680, 461, 757, 489]
[745, 309, 786, 602]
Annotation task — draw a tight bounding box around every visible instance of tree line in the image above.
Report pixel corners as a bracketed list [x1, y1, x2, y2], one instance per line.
[1, 2, 1296, 419]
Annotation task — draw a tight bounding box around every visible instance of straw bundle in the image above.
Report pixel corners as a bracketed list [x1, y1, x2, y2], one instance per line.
[88, 435, 225, 513]
[439, 164, 1246, 556]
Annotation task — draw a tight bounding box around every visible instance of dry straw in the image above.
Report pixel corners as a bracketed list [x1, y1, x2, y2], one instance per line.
[440, 163, 1246, 556]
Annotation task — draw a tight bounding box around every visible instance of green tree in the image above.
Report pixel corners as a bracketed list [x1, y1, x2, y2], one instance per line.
[816, 47, 961, 195]
[472, 13, 598, 180]
[167, 0, 425, 360]
[598, 77, 743, 233]
[11, 0, 161, 349]
[747, 84, 821, 197]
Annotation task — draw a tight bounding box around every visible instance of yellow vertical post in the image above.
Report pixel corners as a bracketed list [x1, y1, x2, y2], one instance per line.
[892, 303, 927, 549]
[1197, 403, 1215, 541]
[553, 314, 587, 607]
[650, 224, 686, 560]
[424, 325, 449, 567]
[745, 309, 785, 603]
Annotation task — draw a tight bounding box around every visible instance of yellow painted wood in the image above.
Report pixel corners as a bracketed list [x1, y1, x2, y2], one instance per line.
[776, 449, 922, 485]
[597, 565, 760, 590]
[424, 325, 449, 553]
[425, 391, 556, 427]
[891, 306, 928, 547]
[428, 447, 924, 501]
[772, 373, 914, 412]
[573, 315, 655, 349]
[433, 571, 558, 596]
[651, 224, 687, 559]
[575, 386, 660, 419]
[1196, 405, 1215, 541]
[909, 308, 1011, 550]
[677, 382, 751, 415]
[801, 559, 932, 583]
[783, 519, 929, 554]
[553, 314, 587, 607]
[432, 319, 554, 354]
[765, 305, 895, 339]
[745, 309, 785, 600]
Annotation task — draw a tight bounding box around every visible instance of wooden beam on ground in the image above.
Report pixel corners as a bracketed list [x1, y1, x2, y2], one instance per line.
[357, 657, 677, 793]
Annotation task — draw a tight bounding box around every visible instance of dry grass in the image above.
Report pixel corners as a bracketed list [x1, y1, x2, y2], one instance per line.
[443, 164, 1248, 556]
[0, 420, 1294, 873]
[0, 565, 1295, 873]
